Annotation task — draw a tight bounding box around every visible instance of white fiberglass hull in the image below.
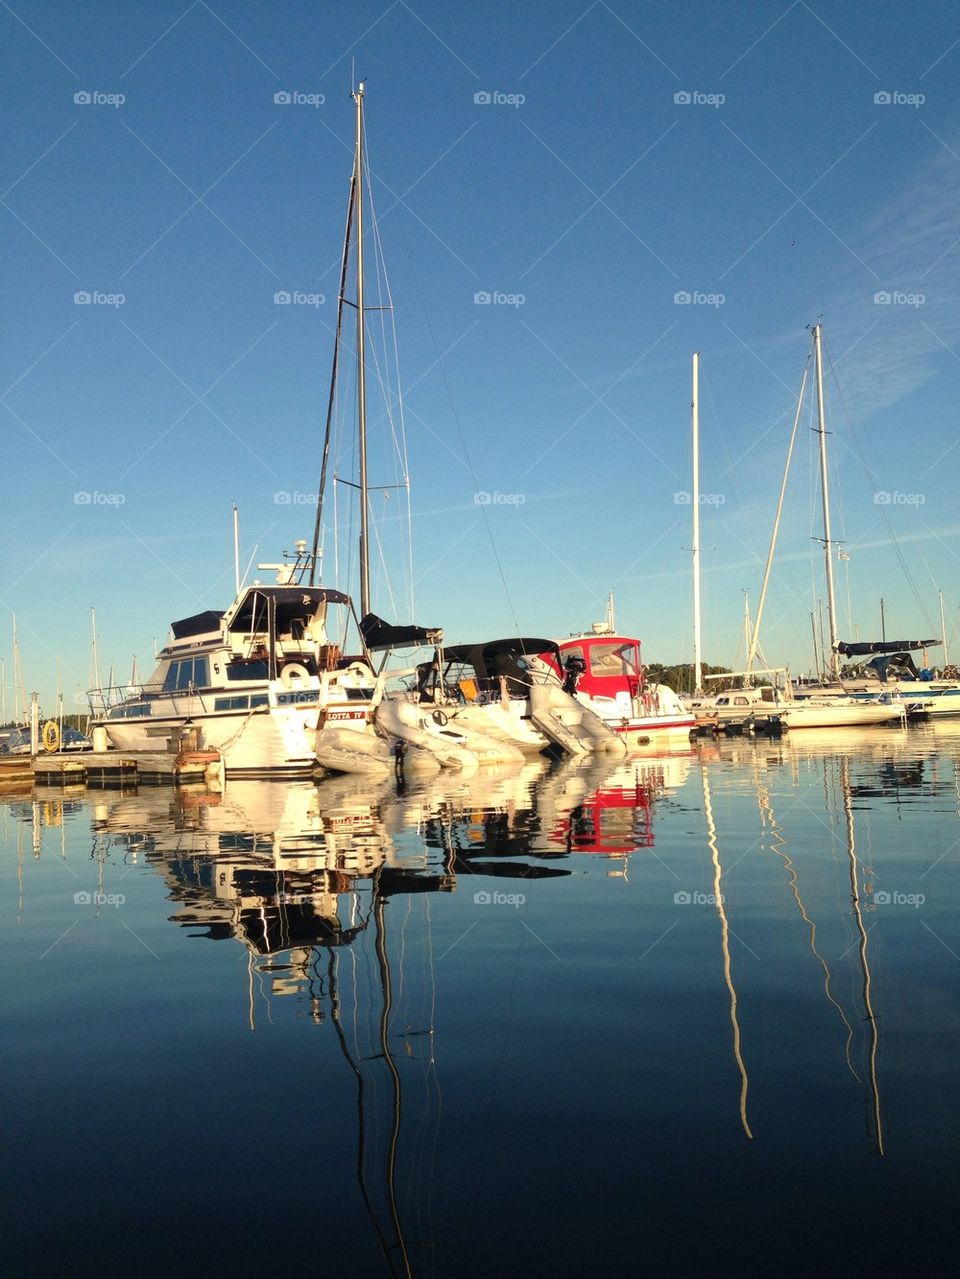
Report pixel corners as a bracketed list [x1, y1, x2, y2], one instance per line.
[102, 703, 320, 777]
[902, 687, 960, 718]
[452, 700, 550, 751]
[613, 715, 698, 747]
[777, 701, 903, 729]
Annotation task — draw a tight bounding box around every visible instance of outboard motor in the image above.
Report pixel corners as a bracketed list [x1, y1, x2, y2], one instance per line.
[563, 654, 587, 695]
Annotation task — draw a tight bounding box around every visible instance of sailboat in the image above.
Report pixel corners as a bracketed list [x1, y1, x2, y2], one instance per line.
[89, 87, 470, 779]
[311, 87, 629, 775]
[713, 327, 906, 731]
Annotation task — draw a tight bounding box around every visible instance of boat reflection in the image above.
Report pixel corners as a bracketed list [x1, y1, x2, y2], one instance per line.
[76, 755, 683, 978]
[72, 757, 682, 1277]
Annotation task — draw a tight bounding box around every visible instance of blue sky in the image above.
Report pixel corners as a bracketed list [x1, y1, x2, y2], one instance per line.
[3, 0, 960, 712]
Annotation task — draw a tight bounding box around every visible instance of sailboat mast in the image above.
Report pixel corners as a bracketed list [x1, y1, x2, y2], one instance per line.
[354, 82, 371, 619]
[91, 606, 102, 694]
[813, 325, 840, 677]
[691, 352, 703, 694]
[939, 588, 949, 667]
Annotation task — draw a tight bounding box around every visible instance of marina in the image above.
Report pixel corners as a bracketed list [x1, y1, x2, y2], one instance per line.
[4, 2, 960, 1274]
[3, 723, 959, 1274]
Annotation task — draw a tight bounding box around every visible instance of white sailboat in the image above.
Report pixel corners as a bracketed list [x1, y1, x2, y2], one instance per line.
[718, 326, 905, 731]
[311, 87, 628, 775]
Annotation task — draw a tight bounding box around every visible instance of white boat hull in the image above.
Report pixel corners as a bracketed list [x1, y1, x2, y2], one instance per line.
[777, 701, 904, 729]
[102, 701, 320, 777]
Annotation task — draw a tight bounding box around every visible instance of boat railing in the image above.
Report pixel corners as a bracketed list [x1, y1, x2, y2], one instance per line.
[87, 682, 212, 717]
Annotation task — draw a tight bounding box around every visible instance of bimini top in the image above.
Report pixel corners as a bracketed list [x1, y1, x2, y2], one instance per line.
[442, 638, 560, 677]
[837, 638, 940, 657]
[227, 586, 352, 633]
[360, 612, 443, 652]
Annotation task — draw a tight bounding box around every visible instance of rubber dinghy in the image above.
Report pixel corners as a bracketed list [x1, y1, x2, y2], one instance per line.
[376, 697, 525, 769]
[528, 684, 626, 756]
[314, 726, 396, 777]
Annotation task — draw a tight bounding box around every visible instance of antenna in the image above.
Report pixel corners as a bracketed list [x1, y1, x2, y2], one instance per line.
[233, 504, 241, 594]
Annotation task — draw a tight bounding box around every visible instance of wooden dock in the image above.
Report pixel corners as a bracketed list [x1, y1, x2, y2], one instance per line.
[2, 749, 222, 790]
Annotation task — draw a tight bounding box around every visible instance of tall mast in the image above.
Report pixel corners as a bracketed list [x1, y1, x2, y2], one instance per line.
[691, 352, 703, 694]
[90, 606, 102, 694]
[813, 325, 839, 678]
[939, 587, 949, 667]
[354, 82, 371, 618]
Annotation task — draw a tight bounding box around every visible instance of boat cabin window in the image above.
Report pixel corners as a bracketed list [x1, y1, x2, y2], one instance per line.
[563, 645, 586, 667]
[588, 642, 639, 679]
[227, 660, 269, 681]
[163, 657, 210, 692]
[108, 703, 151, 719]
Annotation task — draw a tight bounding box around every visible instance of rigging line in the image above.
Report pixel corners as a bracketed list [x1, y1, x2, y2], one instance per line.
[363, 115, 416, 619]
[816, 357, 855, 637]
[384, 159, 519, 630]
[823, 338, 935, 632]
[311, 167, 357, 583]
[370, 498, 401, 620]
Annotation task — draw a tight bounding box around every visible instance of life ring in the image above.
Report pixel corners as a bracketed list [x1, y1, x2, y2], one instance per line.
[280, 663, 311, 689]
[41, 720, 60, 753]
[432, 709, 448, 727]
[346, 662, 372, 681]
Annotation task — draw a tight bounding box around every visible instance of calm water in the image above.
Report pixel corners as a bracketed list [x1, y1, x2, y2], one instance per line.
[3, 723, 960, 1276]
